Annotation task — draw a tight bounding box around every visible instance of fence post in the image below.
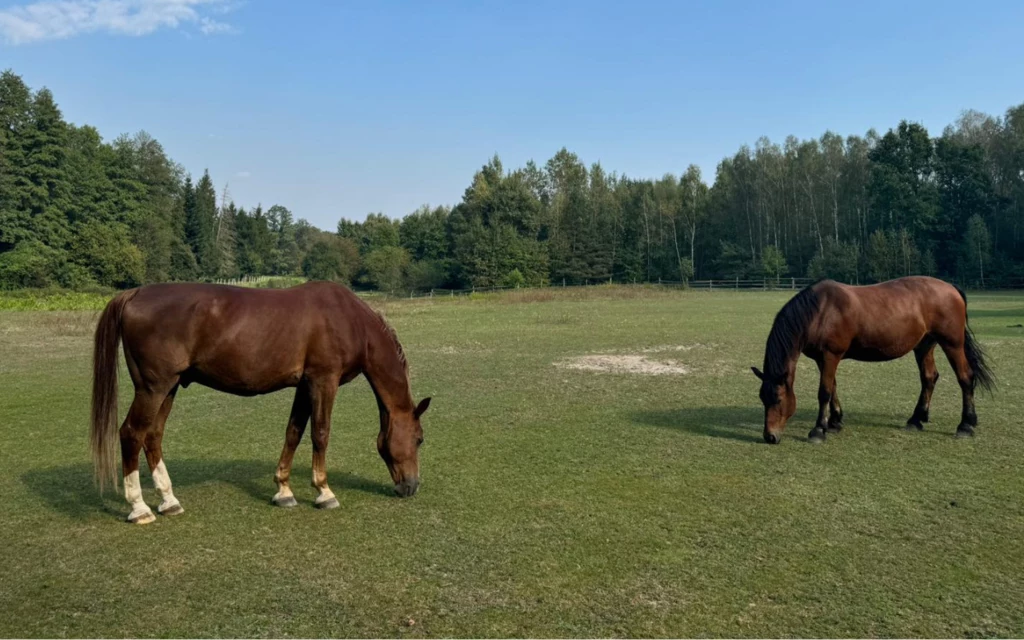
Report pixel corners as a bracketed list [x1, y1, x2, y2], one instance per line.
[736, 276, 739, 290]
[791, 277, 795, 290]
[562, 278, 566, 287]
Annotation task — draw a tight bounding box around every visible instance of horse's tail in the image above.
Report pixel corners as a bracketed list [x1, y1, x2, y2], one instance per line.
[955, 285, 995, 393]
[91, 288, 138, 494]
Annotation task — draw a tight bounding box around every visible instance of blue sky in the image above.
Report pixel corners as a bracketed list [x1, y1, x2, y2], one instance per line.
[2, 0, 1023, 230]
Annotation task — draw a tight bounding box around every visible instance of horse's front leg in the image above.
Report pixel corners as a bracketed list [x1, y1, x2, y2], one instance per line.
[309, 377, 340, 509]
[809, 353, 840, 444]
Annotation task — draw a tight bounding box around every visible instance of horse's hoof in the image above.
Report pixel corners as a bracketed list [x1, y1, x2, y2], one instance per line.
[159, 503, 184, 516]
[807, 428, 826, 444]
[905, 420, 924, 431]
[273, 496, 298, 508]
[956, 427, 975, 439]
[826, 423, 843, 433]
[128, 510, 156, 525]
[315, 497, 340, 510]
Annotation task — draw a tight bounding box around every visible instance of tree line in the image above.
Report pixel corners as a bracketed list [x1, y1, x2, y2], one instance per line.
[2, 69, 1022, 291]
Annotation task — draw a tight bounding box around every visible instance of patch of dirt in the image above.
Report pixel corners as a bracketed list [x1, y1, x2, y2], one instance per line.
[422, 342, 493, 355]
[640, 343, 711, 353]
[555, 355, 690, 375]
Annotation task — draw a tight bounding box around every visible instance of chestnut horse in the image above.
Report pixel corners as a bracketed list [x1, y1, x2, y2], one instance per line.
[91, 281, 431, 524]
[752, 276, 993, 444]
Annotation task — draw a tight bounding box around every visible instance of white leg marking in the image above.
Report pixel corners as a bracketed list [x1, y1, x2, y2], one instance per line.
[124, 470, 154, 524]
[273, 484, 295, 501]
[151, 460, 182, 515]
[314, 485, 337, 509]
[314, 486, 336, 505]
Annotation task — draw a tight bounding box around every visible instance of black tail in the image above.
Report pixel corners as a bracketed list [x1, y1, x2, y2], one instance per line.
[955, 286, 995, 393]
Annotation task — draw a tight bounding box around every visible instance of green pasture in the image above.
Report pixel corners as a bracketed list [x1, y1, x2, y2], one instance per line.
[0, 286, 1022, 637]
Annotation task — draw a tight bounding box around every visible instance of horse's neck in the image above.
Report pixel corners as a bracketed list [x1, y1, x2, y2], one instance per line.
[766, 340, 803, 383]
[362, 335, 414, 415]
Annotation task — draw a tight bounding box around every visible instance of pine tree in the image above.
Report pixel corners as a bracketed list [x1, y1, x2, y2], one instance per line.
[23, 88, 72, 250]
[194, 170, 219, 276]
[0, 70, 34, 251]
[215, 184, 238, 278]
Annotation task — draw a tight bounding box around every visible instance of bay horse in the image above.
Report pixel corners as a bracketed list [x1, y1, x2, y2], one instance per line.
[91, 281, 431, 524]
[752, 276, 994, 444]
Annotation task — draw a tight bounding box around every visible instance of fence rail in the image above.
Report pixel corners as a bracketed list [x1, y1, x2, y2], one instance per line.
[206, 275, 1024, 301]
[362, 277, 820, 300]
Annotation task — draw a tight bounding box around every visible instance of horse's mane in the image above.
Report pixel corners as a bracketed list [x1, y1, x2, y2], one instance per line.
[374, 310, 407, 372]
[763, 283, 822, 380]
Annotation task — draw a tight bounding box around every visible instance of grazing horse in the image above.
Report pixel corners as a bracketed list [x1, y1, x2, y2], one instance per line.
[752, 276, 994, 444]
[91, 281, 431, 524]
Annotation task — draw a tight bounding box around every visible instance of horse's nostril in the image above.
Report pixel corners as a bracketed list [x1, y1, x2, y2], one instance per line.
[764, 432, 780, 445]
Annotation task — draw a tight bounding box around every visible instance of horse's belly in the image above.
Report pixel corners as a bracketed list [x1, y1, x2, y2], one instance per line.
[845, 335, 922, 362]
[843, 345, 903, 362]
[186, 358, 304, 396]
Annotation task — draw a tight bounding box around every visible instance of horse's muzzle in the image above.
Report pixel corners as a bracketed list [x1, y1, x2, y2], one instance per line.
[763, 431, 780, 445]
[394, 478, 420, 498]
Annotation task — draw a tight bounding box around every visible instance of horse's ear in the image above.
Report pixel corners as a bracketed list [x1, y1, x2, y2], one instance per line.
[751, 367, 764, 381]
[414, 397, 431, 419]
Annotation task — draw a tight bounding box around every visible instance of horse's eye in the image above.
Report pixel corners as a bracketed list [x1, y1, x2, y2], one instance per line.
[416, 437, 424, 447]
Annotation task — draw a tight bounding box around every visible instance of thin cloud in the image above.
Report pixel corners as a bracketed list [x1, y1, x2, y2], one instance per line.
[199, 16, 235, 35]
[235, 171, 251, 179]
[0, 0, 241, 45]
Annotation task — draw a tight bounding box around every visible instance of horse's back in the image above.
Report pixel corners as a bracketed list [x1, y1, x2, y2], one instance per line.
[813, 277, 965, 359]
[120, 282, 369, 394]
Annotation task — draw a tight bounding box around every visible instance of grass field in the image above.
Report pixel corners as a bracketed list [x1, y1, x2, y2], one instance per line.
[1, 286, 1023, 638]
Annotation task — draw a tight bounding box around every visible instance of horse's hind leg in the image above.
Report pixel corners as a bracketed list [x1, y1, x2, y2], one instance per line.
[144, 385, 183, 516]
[309, 378, 340, 509]
[906, 339, 938, 431]
[121, 389, 170, 525]
[939, 341, 978, 438]
[273, 385, 312, 508]
[827, 379, 844, 432]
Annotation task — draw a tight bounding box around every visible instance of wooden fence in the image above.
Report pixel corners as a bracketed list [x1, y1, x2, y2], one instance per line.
[207, 275, 1024, 300]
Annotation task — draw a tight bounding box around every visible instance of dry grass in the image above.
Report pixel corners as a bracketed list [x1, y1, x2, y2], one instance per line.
[34, 310, 101, 337]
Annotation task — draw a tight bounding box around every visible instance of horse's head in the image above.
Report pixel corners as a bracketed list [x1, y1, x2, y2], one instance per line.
[752, 367, 794, 444]
[378, 397, 430, 497]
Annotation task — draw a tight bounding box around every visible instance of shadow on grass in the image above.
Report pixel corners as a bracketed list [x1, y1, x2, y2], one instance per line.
[631, 406, 765, 443]
[632, 406, 929, 444]
[21, 458, 392, 519]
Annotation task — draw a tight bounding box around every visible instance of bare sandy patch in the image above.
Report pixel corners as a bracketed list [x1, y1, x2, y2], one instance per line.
[422, 342, 493, 355]
[556, 355, 690, 375]
[640, 343, 711, 354]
